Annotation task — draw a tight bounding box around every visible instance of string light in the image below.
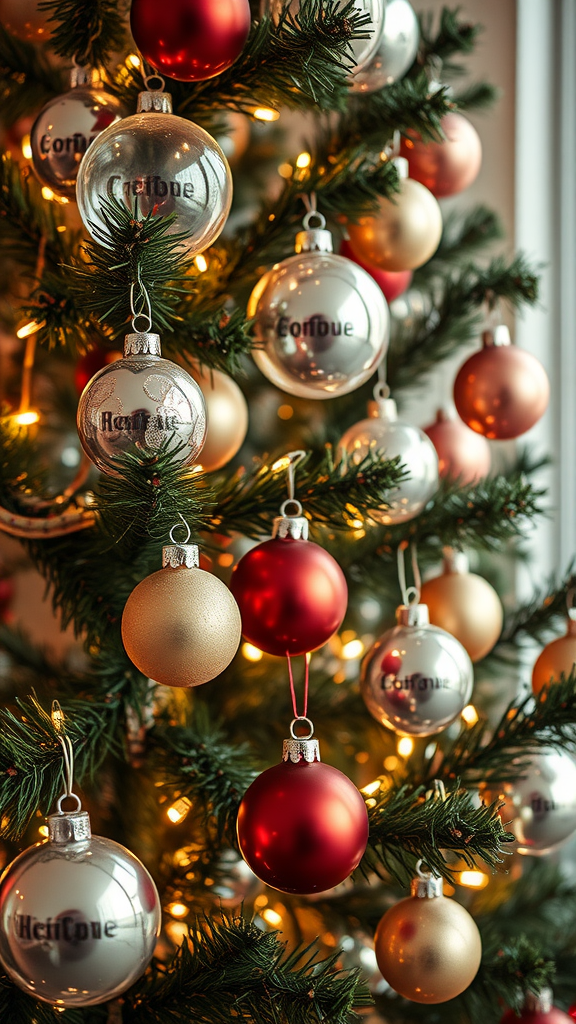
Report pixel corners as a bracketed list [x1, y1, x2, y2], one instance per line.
[16, 320, 44, 339]
[13, 410, 40, 426]
[384, 755, 399, 771]
[21, 135, 32, 160]
[295, 151, 311, 169]
[361, 780, 381, 797]
[272, 456, 291, 472]
[167, 797, 192, 824]
[277, 404, 294, 420]
[461, 704, 479, 726]
[242, 642, 263, 662]
[397, 736, 414, 757]
[261, 908, 283, 926]
[341, 638, 364, 660]
[167, 902, 189, 918]
[278, 162, 293, 179]
[194, 254, 208, 272]
[253, 107, 280, 122]
[459, 870, 488, 889]
[126, 53, 141, 67]
[38, 825, 49, 837]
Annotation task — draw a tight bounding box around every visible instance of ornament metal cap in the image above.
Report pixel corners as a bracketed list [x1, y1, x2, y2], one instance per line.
[442, 548, 469, 574]
[282, 717, 320, 763]
[47, 806, 92, 845]
[137, 89, 173, 114]
[124, 331, 161, 357]
[369, 396, 398, 422]
[482, 324, 511, 348]
[272, 512, 309, 540]
[396, 603, 430, 627]
[523, 989, 553, 1014]
[295, 210, 333, 254]
[392, 155, 409, 180]
[410, 872, 443, 898]
[70, 66, 101, 89]
[162, 543, 200, 568]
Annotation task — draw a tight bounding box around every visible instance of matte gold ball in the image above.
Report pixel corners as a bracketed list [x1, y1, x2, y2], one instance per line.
[192, 366, 249, 472]
[421, 569, 503, 662]
[374, 894, 482, 1004]
[122, 566, 242, 687]
[532, 624, 576, 694]
[347, 178, 443, 271]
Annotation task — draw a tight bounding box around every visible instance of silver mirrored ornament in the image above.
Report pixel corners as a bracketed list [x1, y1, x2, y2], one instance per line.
[31, 68, 125, 199]
[265, 0, 385, 75]
[508, 748, 576, 856]
[211, 849, 264, 907]
[248, 213, 389, 399]
[76, 87, 232, 254]
[338, 390, 438, 524]
[0, 806, 161, 1007]
[77, 330, 206, 477]
[360, 603, 474, 736]
[350, 0, 419, 93]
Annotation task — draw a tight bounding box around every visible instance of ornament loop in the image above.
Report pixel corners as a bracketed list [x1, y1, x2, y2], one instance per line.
[130, 270, 153, 334]
[56, 792, 82, 814]
[289, 716, 315, 740]
[144, 72, 166, 93]
[51, 700, 80, 808]
[280, 498, 303, 518]
[302, 210, 326, 231]
[397, 542, 421, 607]
[277, 450, 307, 518]
[169, 514, 192, 546]
[373, 380, 391, 402]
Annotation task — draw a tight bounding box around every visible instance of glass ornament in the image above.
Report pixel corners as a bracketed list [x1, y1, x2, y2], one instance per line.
[507, 748, 576, 856]
[76, 85, 232, 254]
[248, 212, 389, 399]
[350, 0, 419, 93]
[265, 0, 385, 76]
[0, 800, 161, 1007]
[77, 329, 206, 477]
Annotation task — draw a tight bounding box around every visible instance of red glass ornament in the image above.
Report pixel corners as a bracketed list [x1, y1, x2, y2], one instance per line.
[340, 240, 412, 303]
[130, 0, 251, 82]
[237, 758, 368, 894]
[453, 327, 549, 440]
[230, 535, 347, 657]
[423, 408, 491, 484]
[74, 349, 120, 395]
[568, 1005, 576, 1021]
[502, 1007, 572, 1024]
[400, 112, 482, 198]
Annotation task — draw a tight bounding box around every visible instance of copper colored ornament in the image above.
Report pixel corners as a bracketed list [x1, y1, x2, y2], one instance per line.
[122, 540, 241, 687]
[374, 870, 482, 1003]
[347, 159, 442, 272]
[400, 112, 482, 198]
[502, 990, 573, 1024]
[340, 239, 412, 302]
[532, 612, 576, 694]
[420, 550, 503, 662]
[130, 0, 251, 82]
[237, 725, 368, 894]
[423, 407, 491, 484]
[192, 366, 248, 472]
[453, 325, 549, 440]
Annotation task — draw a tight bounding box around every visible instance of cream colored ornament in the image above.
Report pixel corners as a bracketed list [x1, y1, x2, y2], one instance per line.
[192, 366, 248, 472]
[420, 550, 503, 662]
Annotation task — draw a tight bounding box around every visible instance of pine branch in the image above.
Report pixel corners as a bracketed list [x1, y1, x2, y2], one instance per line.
[0, 158, 72, 275]
[465, 937, 555, 1020]
[0, 27, 64, 128]
[498, 564, 576, 648]
[0, 976, 106, 1024]
[454, 81, 500, 112]
[418, 6, 482, 76]
[39, 0, 128, 68]
[421, 204, 504, 268]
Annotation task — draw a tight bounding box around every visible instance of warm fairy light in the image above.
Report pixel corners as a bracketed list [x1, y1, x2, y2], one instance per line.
[253, 107, 279, 122]
[355, 751, 369, 764]
[16, 319, 44, 339]
[459, 870, 489, 889]
[13, 410, 40, 426]
[167, 797, 192, 824]
[261, 908, 283, 926]
[127, 53, 141, 67]
[295, 151, 311, 169]
[42, 186, 55, 201]
[218, 552, 234, 568]
[341, 638, 364, 660]
[194, 254, 208, 272]
[254, 894, 268, 908]
[461, 704, 479, 726]
[242, 642, 263, 662]
[168, 902, 189, 918]
[384, 755, 399, 771]
[21, 135, 32, 160]
[361, 780, 381, 797]
[272, 456, 291, 472]
[397, 736, 414, 757]
[278, 162, 293, 179]
[38, 825, 49, 837]
[166, 920, 189, 945]
[277, 404, 294, 420]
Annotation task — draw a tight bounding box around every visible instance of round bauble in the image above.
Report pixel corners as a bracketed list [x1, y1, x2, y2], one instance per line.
[266, 0, 385, 77]
[350, 0, 419, 92]
[77, 331, 206, 477]
[532, 615, 576, 694]
[340, 239, 412, 302]
[0, 572, 15, 621]
[423, 407, 491, 485]
[502, 991, 573, 1024]
[31, 70, 124, 199]
[249, 219, 389, 399]
[347, 161, 442, 272]
[230, 514, 347, 657]
[361, 602, 474, 736]
[76, 87, 232, 255]
[74, 348, 121, 394]
[211, 849, 264, 907]
[374, 875, 482, 1004]
[0, 807, 161, 1006]
[505, 748, 576, 855]
[453, 326, 549, 440]
[122, 542, 241, 687]
[338, 393, 438, 525]
[192, 366, 248, 472]
[401, 112, 482, 198]
[216, 110, 251, 165]
[130, 0, 251, 82]
[237, 733, 368, 894]
[420, 551, 502, 662]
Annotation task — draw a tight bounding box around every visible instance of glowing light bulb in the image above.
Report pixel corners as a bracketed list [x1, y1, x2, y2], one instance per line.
[167, 797, 192, 823]
[21, 135, 32, 160]
[261, 908, 283, 926]
[295, 151, 311, 169]
[13, 410, 40, 426]
[342, 638, 364, 660]
[194, 254, 208, 272]
[459, 870, 488, 889]
[461, 705, 479, 726]
[272, 456, 291, 472]
[242, 642, 263, 662]
[397, 737, 414, 757]
[253, 107, 279, 122]
[361, 780, 381, 797]
[16, 319, 44, 339]
[168, 902, 188, 918]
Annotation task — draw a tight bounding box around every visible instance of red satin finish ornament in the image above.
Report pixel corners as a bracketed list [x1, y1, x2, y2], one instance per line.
[501, 992, 572, 1024]
[453, 325, 549, 440]
[423, 407, 491, 484]
[130, 0, 251, 82]
[230, 516, 347, 657]
[568, 1005, 576, 1021]
[237, 732, 368, 894]
[340, 240, 412, 303]
[400, 112, 482, 198]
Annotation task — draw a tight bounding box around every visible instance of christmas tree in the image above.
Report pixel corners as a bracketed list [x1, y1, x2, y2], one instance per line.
[0, 2, 575, 1022]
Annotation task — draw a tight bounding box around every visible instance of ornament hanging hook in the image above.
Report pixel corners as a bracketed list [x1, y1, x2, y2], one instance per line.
[373, 357, 390, 402]
[143, 71, 166, 93]
[169, 513, 192, 546]
[129, 266, 153, 334]
[51, 701, 82, 813]
[397, 541, 422, 607]
[279, 450, 307, 518]
[300, 192, 325, 231]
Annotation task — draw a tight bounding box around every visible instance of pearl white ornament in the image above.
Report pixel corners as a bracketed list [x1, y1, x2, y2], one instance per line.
[350, 0, 419, 92]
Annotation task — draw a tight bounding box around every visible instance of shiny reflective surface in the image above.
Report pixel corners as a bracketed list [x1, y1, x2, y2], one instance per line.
[532, 627, 576, 695]
[0, 835, 161, 1006]
[361, 620, 474, 736]
[424, 408, 491, 484]
[31, 87, 124, 198]
[267, 0, 385, 75]
[77, 354, 206, 477]
[249, 251, 389, 399]
[453, 343, 550, 440]
[76, 113, 232, 254]
[401, 112, 482, 198]
[351, 0, 419, 92]
[347, 179, 443, 272]
[510, 748, 576, 855]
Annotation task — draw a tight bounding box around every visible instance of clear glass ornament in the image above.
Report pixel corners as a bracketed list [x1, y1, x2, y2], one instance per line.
[30, 68, 125, 199]
[360, 603, 474, 736]
[508, 748, 576, 855]
[77, 330, 206, 477]
[350, 0, 419, 93]
[248, 213, 389, 399]
[338, 388, 438, 524]
[76, 85, 232, 254]
[0, 802, 161, 1007]
[265, 0, 385, 75]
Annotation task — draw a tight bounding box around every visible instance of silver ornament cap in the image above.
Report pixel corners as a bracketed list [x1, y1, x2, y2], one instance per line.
[272, 515, 309, 540]
[282, 718, 320, 763]
[124, 331, 161, 357]
[396, 602, 430, 626]
[137, 88, 173, 114]
[47, 809, 92, 844]
[162, 543, 200, 568]
[482, 324, 512, 348]
[410, 873, 443, 898]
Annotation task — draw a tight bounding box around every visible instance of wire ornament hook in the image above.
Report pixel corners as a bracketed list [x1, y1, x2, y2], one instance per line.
[397, 541, 422, 607]
[129, 267, 153, 334]
[279, 450, 307, 518]
[51, 701, 78, 809]
[169, 513, 192, 546]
